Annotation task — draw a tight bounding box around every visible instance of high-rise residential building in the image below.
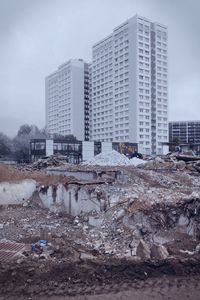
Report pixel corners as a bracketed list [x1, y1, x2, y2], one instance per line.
[91, 15, 168, 154]
[88, 63, 93, 141]
[45, 59, 91, 141]
[169, 121, 200, 144]
[83, 62, 91, 141]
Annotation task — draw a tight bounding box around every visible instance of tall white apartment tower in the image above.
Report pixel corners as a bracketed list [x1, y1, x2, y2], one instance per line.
[45, 59, 91, 141]
[91, 15, 168, 154]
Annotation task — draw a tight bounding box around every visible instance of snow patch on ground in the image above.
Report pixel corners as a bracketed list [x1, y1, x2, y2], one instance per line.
[130, 157, 146, 166]
[83, 150, 145, 166]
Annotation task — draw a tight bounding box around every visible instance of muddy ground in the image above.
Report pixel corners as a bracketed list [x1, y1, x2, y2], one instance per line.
[0, 257, 200, 299]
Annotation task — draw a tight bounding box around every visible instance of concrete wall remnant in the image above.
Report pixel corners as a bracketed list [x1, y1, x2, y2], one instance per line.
[0, 179, 37, 205]
[47, 169, 97, 181]
[0, 176, 102, 216]
[39, 184, 101, 216]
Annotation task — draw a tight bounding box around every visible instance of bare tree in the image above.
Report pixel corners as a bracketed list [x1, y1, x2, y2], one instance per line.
[13, 124, 48, 163]
[0, 132, 12, 158]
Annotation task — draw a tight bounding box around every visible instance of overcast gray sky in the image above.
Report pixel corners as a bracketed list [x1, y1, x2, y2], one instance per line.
[0, 0, 199, 137]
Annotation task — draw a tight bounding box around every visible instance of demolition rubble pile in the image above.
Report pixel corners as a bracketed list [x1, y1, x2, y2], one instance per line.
[21, 155, 67, 171]
[31, 155, 65, 170]
[1, 160, 200, 259]
[141, 154, 200, 175]
[1, 155, 200, 297]
[83, 150, 145, 166]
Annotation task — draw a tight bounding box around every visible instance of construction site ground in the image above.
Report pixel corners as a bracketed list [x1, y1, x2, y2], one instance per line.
[0, 154, 200, 299]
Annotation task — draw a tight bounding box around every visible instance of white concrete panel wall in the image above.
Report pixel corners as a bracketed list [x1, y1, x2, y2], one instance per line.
[82, 141, 94, 161]
[0, 180, 37, 205]
[46, 139, 53, 156]
[39, 185, 100, 216]
[101, 142, 112, 153]
[63, 188, 100, 216]
[162, 145, 169, 155]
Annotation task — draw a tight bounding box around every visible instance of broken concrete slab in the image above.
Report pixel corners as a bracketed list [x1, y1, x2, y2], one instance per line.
[150, 244, 169, 260]
[136, 240, 151, 260]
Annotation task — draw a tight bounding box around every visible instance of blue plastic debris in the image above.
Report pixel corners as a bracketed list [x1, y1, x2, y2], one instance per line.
[39, 240, 47, 247]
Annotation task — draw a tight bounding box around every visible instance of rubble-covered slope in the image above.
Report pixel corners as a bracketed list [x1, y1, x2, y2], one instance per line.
[1, 157, 200, 298]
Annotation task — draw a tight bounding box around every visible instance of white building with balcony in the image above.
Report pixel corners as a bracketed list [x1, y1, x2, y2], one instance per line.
[91, 15, 168, 154]
[45, 59, 91, 141]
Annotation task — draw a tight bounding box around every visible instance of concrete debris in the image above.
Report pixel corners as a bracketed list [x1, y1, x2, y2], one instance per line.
[1, 153, 200, 297]
[150, 244, 169, 260]
[176, 160, 186, 171]
[179, 249, 194, 255]
[136, 240, 151, 260]
[142, 154, 200, 175]
[80, 252, 96, 261]
[195, 243, 200, 253]
[26, 155, 66, 170]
